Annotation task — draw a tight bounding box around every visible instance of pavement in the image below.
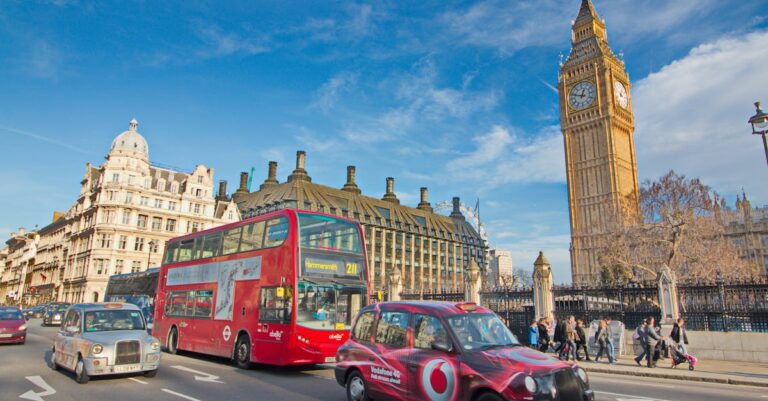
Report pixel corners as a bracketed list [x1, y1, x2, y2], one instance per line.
[578, 354, 768, 387]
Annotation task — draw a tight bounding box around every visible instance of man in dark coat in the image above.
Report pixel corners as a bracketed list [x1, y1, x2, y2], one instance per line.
[553, 318, 567, 358]
[644, 317, 662, 367]
[538, 318, 551, 352]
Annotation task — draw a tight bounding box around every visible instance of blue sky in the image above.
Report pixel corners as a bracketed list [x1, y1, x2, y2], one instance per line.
[2, 0, 767, 283]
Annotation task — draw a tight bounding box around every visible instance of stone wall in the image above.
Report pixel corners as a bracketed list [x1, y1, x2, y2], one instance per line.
[621, 329, 768, 363]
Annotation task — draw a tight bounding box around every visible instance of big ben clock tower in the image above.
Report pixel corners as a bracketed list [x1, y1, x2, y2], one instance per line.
[559, 0, 640, 284]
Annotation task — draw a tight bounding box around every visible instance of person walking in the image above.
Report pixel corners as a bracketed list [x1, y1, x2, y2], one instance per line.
[644, 317, 662, 368]
[553, 318, 567, 358]
[670, 318, 689, 354]
[538, 318, 551, 353]
[594, 320, 614, 363]
[604, 317, 616, 364]
[563, 316, 578, 361]
[528, 320, 539, 349]
[634, 319, 648, 366]
[574, 319, 591, 361]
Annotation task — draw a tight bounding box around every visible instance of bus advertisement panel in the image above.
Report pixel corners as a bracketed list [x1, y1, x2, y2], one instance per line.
[153, 209, 370, 367]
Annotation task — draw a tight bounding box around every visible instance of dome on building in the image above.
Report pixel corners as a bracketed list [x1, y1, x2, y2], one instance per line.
[110, 118, 149, 161]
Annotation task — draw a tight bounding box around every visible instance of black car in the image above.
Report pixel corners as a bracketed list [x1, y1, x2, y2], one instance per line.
[24, 305, 46, 319]
[42, 303, 71, 326]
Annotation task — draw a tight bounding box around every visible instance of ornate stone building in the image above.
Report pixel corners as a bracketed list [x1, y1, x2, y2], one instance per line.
[726, 194, 768, 274]
[559, 0, 640, 284]
[232, 151, 487, 293]
[0, 228, 39, 305]
[29, 213, 69, 305]
[58, 119, 240, 303]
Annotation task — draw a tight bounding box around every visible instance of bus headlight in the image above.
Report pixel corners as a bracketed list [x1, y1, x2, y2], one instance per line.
[524, 375, 538, 394]
[92, 344, 104, 355]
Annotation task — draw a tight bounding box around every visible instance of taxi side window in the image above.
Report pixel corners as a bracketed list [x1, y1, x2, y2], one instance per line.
[64, 310, 80, 332]
[414, 314, 448, 350]
[375, 311, 408, 348]
[351, 311, 375, 342]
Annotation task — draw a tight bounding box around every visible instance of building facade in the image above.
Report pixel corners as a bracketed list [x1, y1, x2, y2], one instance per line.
[1, 228, 39, 305]
[488, 249, 513, 287]
[559, 0, 640, 284]
[58, 119, 240, 303]
[28, 213, 69, 305]
[232, 151, 488, 293]
[726, 194, 768, 274]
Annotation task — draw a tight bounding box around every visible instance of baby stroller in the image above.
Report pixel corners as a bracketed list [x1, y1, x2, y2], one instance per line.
[668, 340, 697, 371]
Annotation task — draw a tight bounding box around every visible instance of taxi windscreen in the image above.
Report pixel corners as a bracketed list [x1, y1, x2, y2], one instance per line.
[84, 310, 145, 332]
[446, 313, 520, 351]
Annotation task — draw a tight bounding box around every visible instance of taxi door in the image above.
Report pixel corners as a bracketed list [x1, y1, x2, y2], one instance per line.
[408, 314, 461, 401]
[368, 309, 411, 400]
[56, 309, 81, 370]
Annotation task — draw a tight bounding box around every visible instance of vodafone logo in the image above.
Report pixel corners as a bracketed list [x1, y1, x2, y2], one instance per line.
[421, 359, 457, 401]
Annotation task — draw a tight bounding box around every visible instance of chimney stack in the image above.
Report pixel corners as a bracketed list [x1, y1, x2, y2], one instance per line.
[18, 227, 25, 236]
[287, 150, 311, 182]
[236, 171, 249, 194]
[417, 187, 433, 212]
[342, 165, 361, 194]
[217, 180, 228, 201]
[382, 177, 399, 204]
[260, 161, 279, 190]
[450, 197, 465, 220]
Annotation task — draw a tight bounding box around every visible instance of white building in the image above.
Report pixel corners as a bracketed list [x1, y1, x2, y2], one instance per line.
[59, 119, 240, 303]
[489, 249, 513, 287]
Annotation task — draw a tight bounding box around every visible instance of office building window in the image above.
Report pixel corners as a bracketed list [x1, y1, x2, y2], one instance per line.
[118, 235, 128, 249]
[115, 259, 123, 275]
[166, 219, 177, 232]
[135, 237, 145, 251]
[137, 214, 148, 228]
[152, 217, 162, 231]
[112, 173, 120, 183]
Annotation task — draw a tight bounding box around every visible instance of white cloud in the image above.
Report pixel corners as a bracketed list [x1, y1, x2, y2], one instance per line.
[448, 125, 565, 188]
[311, 71, 360, 112]
[195, 24, 268, 58]
[633, 30, 768, 203]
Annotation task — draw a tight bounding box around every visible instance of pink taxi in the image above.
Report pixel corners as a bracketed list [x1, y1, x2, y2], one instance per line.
[335, 301, 594, 401]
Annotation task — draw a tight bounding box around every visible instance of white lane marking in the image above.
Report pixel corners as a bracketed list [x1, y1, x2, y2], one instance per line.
[128, 377, 148, 384]
[162, 389, 202, 401]
[589, 375, 675, 388]
[595, 391, 674, 401]
[19, 376, 56, 401]
[171, 365, 224, 383]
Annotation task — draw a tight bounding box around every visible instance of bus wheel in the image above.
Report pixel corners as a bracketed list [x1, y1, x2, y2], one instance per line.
[167, 328, 179, 355]
[235, 334, 251, 369]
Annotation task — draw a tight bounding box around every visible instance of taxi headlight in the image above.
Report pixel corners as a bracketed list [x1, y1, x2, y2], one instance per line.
[574, 366, 588, 383]
[92, 344, 104, 355]
[54, 313, 61, 319]
[151, 341, 161, 351]
[524, 375, 538, 394]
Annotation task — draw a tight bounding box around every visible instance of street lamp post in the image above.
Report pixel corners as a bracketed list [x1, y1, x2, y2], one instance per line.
[748, 101, 768, 166]
[147, 240, 156, 269]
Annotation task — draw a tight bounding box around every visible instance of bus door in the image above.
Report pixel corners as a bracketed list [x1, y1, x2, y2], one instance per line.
[252, 286, 290, 362]
[189, 290, 216, 354]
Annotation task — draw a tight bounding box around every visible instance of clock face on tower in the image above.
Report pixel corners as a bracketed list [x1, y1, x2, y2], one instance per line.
[614, 80, 629, 108]
[568, 81, 596, 110]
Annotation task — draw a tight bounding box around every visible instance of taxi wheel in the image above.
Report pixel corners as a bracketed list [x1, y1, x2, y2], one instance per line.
[50, 348, 60, 371]
[75, 356, 90, 384]
[143, 368, 158, 378]
[234, 335, 252, 369]
[346, 371, 370, 401]
[476, 392, 503, 401]
[167, 328, 179, 355]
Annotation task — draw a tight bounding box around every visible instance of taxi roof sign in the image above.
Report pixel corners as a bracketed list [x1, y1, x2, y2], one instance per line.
[103, 303, 124, 309]
[456, 302, 478, 312]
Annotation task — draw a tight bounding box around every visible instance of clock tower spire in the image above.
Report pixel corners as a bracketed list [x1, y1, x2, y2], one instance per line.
[558, 0, 640, 284]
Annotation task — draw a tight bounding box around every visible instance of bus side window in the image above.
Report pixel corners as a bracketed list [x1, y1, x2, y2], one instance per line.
[164, 242, 180, 264]
[177, 239, 194, 262]
[222, 226, 243, 255]
[195, 291, 212, 318]
[264, 217, 289, 247]
[166, 292, 188, 317]
[241, 222, 265, 252]
[197, 232, 222, 259]
[259, 287, 291, 323]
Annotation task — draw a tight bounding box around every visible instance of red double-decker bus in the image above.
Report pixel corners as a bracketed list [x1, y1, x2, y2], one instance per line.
[153, 209, 370, 368]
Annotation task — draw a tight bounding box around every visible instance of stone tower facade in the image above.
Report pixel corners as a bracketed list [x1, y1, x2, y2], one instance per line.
[559, 0, 640, 284]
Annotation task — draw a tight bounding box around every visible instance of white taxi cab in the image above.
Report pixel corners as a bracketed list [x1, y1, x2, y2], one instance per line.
[51, 303, 161, 383]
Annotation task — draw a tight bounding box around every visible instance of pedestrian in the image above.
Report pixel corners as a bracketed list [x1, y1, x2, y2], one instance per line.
[529, 320, 539, 349]
[537, 318, 551, 352]
[574, 319, 591, 361]
[594, 320, 614, 363]
[553, 318, 567, 358]
[604, 317, 616, 364]
[670, 318, 689, 354]
[643, 317, 662, 368]
[634, 319, 648, 366]
[563, 316, 578, 361]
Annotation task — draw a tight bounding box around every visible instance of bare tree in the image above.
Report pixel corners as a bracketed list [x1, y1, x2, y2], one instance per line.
[512, 268, 533, 287]
[598, 170, 757, 283]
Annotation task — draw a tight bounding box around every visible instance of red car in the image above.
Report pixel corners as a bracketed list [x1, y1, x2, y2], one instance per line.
[335, 301, 594, 401]
[0, 306, 27, 345]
